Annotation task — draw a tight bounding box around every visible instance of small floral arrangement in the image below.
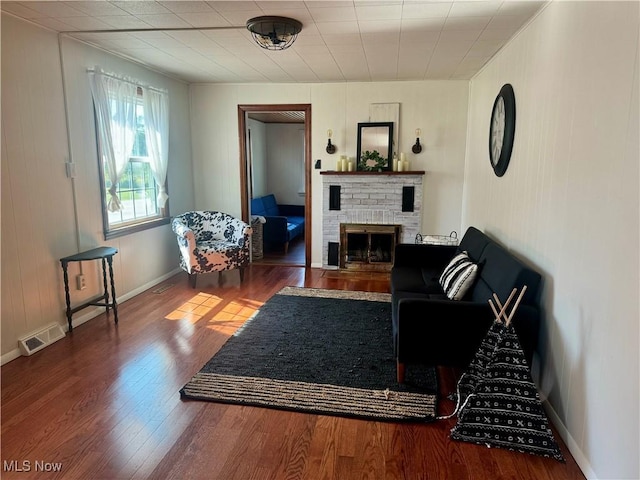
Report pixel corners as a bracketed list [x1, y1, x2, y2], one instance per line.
[358, 150, 387, 171]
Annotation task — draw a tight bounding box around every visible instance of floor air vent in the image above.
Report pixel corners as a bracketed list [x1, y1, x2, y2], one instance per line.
[18, 323, 66, 356]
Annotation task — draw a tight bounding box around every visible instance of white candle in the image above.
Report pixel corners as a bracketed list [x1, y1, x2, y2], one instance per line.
[341, 157, 347, 171]
[400, 152, 406, 162]
[403, 160, 410, 171]
[397, 160, 403, 172]
[336, 158, 342, 171]
[347, 160, 354, 171]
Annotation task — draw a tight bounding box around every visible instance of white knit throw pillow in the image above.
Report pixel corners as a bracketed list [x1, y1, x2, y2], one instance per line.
[439, 251, 479, 300]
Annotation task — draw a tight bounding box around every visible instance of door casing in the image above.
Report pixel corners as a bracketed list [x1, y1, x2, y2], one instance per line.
[238, 103, 312, 267]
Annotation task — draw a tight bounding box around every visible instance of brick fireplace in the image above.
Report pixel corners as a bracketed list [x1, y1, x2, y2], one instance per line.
[321, 171, 425, 269]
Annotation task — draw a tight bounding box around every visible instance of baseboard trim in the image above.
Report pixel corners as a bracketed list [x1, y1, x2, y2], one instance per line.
[65, 267, 183, 332]
[1, 268, 182, 366]
[1, 349, 22, 366]
[543, 399, 596, 479]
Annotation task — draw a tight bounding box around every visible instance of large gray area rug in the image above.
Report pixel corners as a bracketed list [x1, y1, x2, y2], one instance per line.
[180, 287, 437, 422]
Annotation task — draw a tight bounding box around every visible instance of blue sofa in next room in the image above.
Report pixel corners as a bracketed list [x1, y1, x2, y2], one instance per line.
[250, 194, 305, 253]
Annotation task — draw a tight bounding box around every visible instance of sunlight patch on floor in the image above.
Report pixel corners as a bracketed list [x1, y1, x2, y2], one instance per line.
[165, 292, 222, 323]
[207, 298, 263, 334]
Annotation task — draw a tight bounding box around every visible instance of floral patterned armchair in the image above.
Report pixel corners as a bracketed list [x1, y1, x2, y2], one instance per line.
[171, 211, 252, 288]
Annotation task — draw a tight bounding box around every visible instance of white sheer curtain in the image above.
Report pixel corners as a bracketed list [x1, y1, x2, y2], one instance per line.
[88, 67, 138, 212]
[142, 87, 169, 207]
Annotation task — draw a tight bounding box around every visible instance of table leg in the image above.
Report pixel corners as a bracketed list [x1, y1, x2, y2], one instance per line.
[101, 257, 109, 313]
[107, 255, 118, 324]
[61, 261, 73, 332]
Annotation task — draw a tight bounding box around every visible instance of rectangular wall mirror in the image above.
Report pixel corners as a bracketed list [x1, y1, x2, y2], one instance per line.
[356, 122, 394, 171]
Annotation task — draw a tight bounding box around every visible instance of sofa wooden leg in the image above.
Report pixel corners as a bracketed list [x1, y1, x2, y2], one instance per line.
[397, 361, 406, 384]
[239, 268, 245, 282]
[284, 241, 289, 254]
[188, 273, 197, 289]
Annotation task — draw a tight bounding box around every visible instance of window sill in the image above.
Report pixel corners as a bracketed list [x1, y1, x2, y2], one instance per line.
[104, 216, 170, 240]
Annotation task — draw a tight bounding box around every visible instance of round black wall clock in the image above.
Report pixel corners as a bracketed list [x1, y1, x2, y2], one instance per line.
[489, 83, 516, 177]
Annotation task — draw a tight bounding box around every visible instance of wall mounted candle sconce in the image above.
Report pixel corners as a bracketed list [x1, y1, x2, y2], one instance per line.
[326, 129, 336, 154]
[412, 128, 423, 154]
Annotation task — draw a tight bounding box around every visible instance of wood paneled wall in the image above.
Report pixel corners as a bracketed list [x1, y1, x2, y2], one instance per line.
[462, 3, 639, 478]
[190, 80, 470, 267]
[1, 15, 195, 361]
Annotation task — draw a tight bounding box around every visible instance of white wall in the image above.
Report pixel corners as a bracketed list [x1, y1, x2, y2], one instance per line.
[190, 81, 469, 266]
[247, 118, 267, 198]
[266, 123, 305, 206]
[1, 15, 195, 361]
[463, 2, 639, 478]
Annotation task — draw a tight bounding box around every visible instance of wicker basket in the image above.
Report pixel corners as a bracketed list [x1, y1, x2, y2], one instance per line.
[251, 218, 264, 259]
[415, 231, 459, 246]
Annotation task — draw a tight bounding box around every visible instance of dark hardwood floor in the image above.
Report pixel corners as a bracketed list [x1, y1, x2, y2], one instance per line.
[1, 266, 585, 480]
[253, 236, 306, 266]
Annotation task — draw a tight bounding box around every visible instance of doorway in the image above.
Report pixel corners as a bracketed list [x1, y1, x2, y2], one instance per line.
[238, 104, 312, 267]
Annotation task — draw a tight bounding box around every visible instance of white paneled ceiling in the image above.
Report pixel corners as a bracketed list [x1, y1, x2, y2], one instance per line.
[248, 111, 305, 123]
[1, 1, 547, 83]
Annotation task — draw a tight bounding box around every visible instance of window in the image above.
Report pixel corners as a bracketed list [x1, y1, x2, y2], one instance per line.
[89, 69, 170, 239]
[102, 100, 165, 231]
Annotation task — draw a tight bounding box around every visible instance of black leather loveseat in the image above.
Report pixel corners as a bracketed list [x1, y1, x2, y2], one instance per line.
[391, 227, 542, 383]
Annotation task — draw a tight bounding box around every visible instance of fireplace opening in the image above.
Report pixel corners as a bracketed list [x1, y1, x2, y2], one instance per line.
[339, 223, 401, 271]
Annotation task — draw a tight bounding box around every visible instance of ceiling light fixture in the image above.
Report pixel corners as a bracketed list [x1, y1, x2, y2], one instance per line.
[246, 16, 302, 51]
